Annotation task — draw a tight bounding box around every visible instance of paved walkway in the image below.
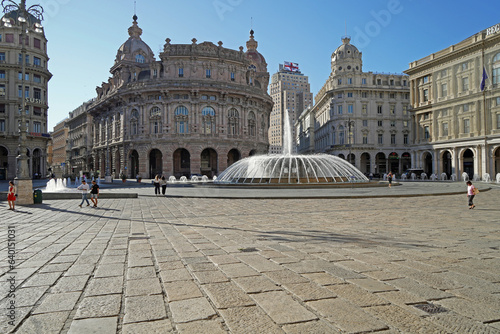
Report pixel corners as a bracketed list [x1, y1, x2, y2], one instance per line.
[0, 184, 499, 333]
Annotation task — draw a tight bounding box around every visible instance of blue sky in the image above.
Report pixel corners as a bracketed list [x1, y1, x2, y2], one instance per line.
[40, 0, 500, 129]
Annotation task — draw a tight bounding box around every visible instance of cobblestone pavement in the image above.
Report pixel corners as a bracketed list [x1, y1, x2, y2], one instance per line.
[0, 186, 499, 333]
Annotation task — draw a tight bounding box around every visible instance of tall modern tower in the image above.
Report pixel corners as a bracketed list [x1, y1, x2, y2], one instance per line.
[268, 62, 313, 154]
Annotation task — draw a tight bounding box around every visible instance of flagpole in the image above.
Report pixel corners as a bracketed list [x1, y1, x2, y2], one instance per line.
[481, 37, 488, 176]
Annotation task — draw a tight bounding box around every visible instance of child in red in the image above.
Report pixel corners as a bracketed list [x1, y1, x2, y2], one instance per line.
[7, 180, 16, 211]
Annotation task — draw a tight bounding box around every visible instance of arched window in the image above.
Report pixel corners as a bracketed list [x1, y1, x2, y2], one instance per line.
[135, 54, 145, 63]
[248, 111, 256, 136]
[202, 106, 216, 134]
[493, 52, 500, 84]
[228, 108, 239, 135]
[339, 125, 345, 145]
[174, 106, 189, 134]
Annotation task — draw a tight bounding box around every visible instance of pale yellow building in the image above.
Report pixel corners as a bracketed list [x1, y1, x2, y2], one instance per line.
[405, 23, 500, 180]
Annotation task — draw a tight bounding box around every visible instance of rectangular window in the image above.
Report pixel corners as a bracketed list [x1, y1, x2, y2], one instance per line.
[403, 120, 408, 127]
[337, 93, 343, 98]
[493, 67, 500, 85]
[462, 77, 469, 91]
[464, 118, 470, 133]
[18, 85, 22, 98]
[337, 105, 343, 114]
[377, 105, 382, 114]
[377, 120, 383, 127]
[390, 79, 394, 85]
[462, 62, 468, 71]
[347, 92, 353, 98]
[497, 114, 500, 129]
[362, 120, 368, 126]
[0, 104, 5, 112]
[379, 93, 383, 98]
[443, 122, 449, 136]
[463, 104, 469, 112]
[441, 83, 447, 97]
[378, 134, 383, 144]
[33, 107, 41, 115]
[403, 105, 408, 114]
[5, 33, 13, 43]
[338, 78, 342, 85]
[403, 80, 407, 86]
[33, 74, 41, 83]
[34, 88, 41, 99]
[423, 75, 429, 83]
[0, 71, 4, 79]
[377, 79, 381, 85]
[0, 119, 4, 132]
[25, 55, 29, 65]
[361, 92, 367, 98]
[362, 78, 367, 85]
[424, 126, 430, 139]
[404, 134, 408, 144]
[441, 69, 447, 76]
[205, 69, 211, 78]
[348, 104, 353, 113]
[391, 134, 396, 144]
[390, 106, 395, 114]
[34, 38, 41, 49]
[33, 57, 41, 67]
[25, 86, 29, 98]
[33, 122, 41, 133]
[389, 93, 395, 99]
[347, 78, 352, 84]
[0, 52, 5, 62]
[362, 135, 368, 144]
[390, 120, 396, 127]
[423, 89, 429, 102]
[231, 72, 235, 81]
[178, 68, 183, 77]
[362, 105, 367, 114]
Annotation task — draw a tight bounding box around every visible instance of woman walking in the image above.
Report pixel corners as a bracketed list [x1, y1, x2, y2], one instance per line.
[160, 176, 167, 195]
[7, 181, 16, 211]
[153, 175, 161, 195]
[466, 181, 477, 209]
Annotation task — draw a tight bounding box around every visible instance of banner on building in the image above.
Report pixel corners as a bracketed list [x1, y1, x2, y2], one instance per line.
[284, 61, 299, 72]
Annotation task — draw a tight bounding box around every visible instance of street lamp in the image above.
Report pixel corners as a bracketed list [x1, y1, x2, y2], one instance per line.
[2, 0, 44, 204]
[345, 118, 355, 165]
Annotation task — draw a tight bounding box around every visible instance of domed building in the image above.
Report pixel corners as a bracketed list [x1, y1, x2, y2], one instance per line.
[88, 16, 272, 179]
[298, 36, 412, 176]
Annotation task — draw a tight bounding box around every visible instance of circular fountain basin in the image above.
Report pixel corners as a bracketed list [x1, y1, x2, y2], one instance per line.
[215, 154, 369, 185]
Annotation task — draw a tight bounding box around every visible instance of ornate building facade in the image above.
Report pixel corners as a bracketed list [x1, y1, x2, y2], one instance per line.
[299, 37, 412, 175]
[87, 16, 272, 179]
[66, 100, 94, 176]
[0, 6, 51, 180]
[405, 23, 500, 180]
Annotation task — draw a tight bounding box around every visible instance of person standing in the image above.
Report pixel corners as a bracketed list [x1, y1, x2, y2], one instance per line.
[466, 181, 477, 209]
[77, 180, 90, 207]
[153, 175, 161, 195]
[90, 180, 100, 208]
[387, 171, 393, 188]
[7, 181, 16, 211]
[160, 176, 167, 195]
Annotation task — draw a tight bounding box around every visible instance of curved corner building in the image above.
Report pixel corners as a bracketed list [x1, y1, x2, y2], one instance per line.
[88, 16, 272, 179]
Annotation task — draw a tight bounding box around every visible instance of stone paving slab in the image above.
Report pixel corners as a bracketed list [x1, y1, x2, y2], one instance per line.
[0, 185, 499, 333]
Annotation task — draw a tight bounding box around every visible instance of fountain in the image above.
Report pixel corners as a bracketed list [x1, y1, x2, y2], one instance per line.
[201, 175, 209, 182]
[440, 173, 447, 181]
[213, 175, 217, 182]
[215, 110, 368, 185]
[482, 173, 491, 182]
[430, 174, 438, 181]
[473, 174, 481, 181]
[451, 174, 457, 181]
[410, 173, 417, 180]
[179, 176, 187, 182]
[421, 173, 428, 180]
[191, 176, 199, 182]
[169, 176, 176, 183]
[462, 172, 469, 182]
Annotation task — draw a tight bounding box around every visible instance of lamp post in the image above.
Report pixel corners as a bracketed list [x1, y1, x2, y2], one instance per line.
[346, 118, 355, 165]
[2, 0, 44, 204]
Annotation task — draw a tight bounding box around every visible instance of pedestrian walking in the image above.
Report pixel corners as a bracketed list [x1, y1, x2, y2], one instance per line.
[90, 180, 100, 207]
[7, 180, 16, 211]
[466, 180, 478, 209]
[153, 175, 161, 195]
[160, 175, 167, 195]
[77, 180, 90, 207]
[387, 171, 393, 188]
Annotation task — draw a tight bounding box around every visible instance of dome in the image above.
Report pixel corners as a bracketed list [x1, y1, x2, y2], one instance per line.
[331, 36, 362, 73]
[245, 30, 267, 71]
[115, 15, 155, 64]
[332, 36, 361, 60]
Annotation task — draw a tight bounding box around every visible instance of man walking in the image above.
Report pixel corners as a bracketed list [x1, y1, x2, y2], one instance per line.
[90, 180, 100, 207]
[77, 180, 90, 207]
